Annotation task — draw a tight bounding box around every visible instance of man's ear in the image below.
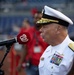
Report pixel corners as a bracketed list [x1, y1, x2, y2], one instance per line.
[57, 25, 62, 30]
[56, 25, 61, 34]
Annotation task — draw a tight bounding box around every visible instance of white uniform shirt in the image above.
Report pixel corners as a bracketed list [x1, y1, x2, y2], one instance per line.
[39, 36, 74, 75]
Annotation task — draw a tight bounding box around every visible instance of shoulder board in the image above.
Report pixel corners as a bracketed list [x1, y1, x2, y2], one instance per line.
[68, 43, 74, 52]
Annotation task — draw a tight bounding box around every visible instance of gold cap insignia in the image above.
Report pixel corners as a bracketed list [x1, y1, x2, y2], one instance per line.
[36, 18, 59, 24]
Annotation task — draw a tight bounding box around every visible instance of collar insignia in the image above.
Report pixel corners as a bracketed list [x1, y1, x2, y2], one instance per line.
[68, 43, 74, 52]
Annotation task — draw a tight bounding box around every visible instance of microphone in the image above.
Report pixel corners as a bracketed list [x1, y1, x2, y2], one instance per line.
[0, 31, 31, 46]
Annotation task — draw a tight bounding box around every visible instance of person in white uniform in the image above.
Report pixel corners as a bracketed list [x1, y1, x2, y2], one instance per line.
[36, 5, 74, 75]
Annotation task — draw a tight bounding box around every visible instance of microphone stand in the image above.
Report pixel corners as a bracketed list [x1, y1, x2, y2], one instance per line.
[0, 44, 13, 75]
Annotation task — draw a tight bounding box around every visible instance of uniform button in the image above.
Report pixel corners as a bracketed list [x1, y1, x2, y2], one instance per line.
[41, 57, 44, 61]
[51, 66, 53, 69]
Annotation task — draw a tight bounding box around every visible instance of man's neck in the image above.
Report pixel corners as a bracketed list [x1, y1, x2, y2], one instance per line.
[51, 34, 67, 46]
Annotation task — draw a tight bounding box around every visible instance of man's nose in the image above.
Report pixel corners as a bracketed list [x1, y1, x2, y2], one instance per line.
[39, 26, 43, 32]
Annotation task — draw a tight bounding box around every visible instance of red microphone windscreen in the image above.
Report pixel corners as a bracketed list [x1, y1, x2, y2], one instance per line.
[17, 31, 31, 44]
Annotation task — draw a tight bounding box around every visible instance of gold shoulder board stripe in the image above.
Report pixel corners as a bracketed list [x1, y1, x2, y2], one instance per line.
[68, 43, 74, 52]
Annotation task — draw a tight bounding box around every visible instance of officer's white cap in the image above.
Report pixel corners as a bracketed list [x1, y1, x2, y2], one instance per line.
[36, 5, 73, 27]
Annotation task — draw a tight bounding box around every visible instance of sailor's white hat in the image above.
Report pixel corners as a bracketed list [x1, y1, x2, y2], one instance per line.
[36, 5, 73, 27]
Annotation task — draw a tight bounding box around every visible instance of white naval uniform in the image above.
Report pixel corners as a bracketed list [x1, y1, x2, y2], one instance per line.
[39, 35, 74, 75]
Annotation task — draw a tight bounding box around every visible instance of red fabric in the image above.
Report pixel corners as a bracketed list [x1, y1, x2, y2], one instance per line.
[20, 27, 28, 32]
[25, 27, 48, 66]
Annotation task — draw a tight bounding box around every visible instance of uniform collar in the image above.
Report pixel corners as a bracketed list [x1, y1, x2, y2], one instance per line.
[46, 35, 71, 54]
[52, 35, 71, 54]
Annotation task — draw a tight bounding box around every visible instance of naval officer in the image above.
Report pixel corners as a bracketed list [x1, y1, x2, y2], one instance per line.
[36, 5, 74, 75]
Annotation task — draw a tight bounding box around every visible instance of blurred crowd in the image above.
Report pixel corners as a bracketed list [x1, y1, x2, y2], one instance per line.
[0, 10, 48, 75]
[0, 0, 26, 3]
